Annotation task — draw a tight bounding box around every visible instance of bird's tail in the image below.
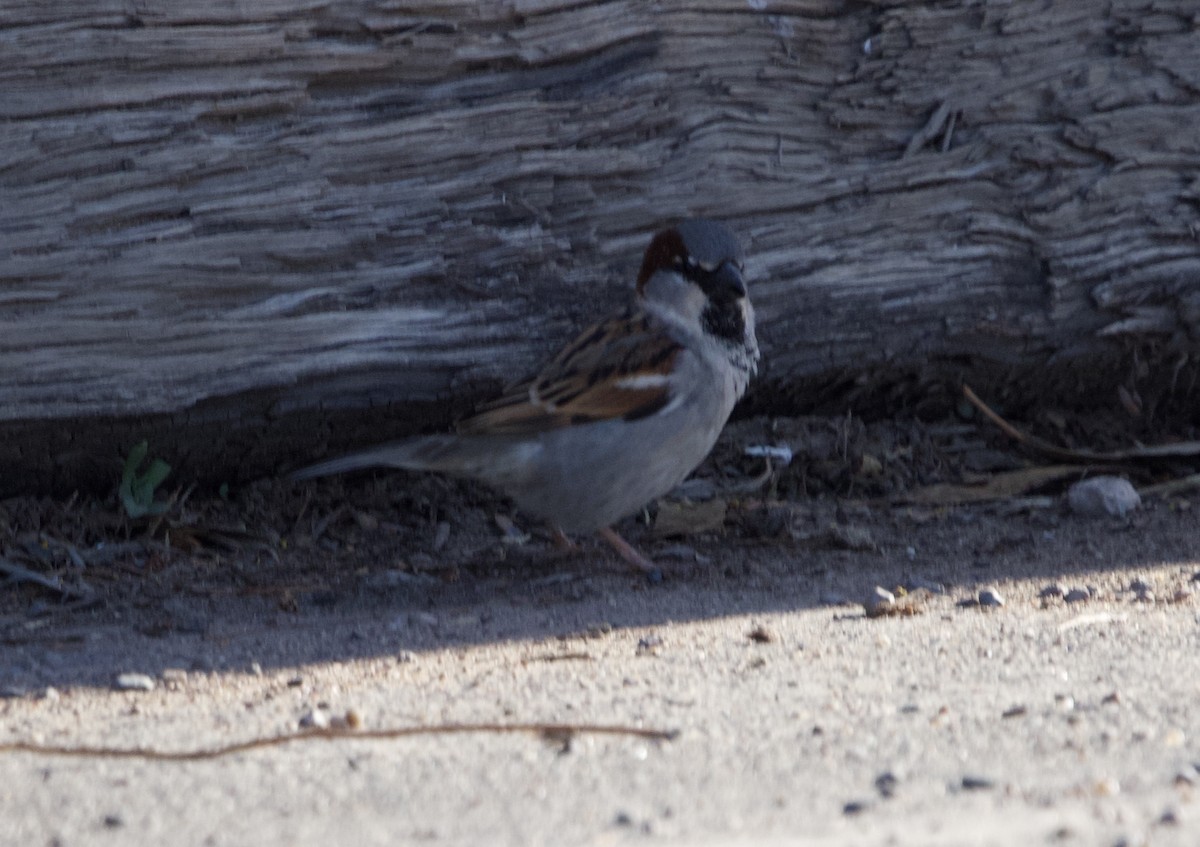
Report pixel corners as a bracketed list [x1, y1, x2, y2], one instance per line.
[288, 435, 474, 481]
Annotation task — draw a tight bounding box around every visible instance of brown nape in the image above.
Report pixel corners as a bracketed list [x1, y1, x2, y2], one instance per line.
[635, 228, 686, 293]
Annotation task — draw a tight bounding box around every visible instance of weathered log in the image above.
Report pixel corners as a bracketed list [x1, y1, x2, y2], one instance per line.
[2, 1, 1198, 495]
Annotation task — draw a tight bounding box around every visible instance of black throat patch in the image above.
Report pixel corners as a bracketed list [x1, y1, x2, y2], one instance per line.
[701, 299, 746, 345]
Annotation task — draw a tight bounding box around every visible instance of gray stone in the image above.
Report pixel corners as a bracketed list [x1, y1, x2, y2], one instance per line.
[1067, 476, 1140, 517]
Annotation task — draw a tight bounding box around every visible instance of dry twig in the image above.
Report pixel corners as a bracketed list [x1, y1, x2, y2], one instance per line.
[0, 722, 678, 762]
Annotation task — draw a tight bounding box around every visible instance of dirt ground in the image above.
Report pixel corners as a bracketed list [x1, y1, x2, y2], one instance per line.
[2, 413, 1199, 846]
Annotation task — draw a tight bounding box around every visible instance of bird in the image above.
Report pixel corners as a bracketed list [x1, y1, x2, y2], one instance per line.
[290, 219, 759, 575]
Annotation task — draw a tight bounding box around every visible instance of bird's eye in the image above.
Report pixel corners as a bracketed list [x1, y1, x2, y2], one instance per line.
[671, 255, 685, 269]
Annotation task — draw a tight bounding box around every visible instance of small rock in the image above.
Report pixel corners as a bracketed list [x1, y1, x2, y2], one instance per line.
[863, 586, 896, 617]
[1159, 808, 1180, 827]
[842, 800, 871, 816]
[1064, 587, 1091, 604]
[1039, 583, 1066, 599]
[352, 510, 379, 531]
[636, 635, 664, 656]
[978, 587, 1005, 608]
[747, 625, 776, 644]
[1067, 476, 1140, 517]
[103, 814, 124, 829]
[960, 775, 995, 791]
[1001, 705, 1028, 719]
[874, 771, 899, 799]
[114, 673, 155, 692]
[330, 709, 363, 730]
[1129, 576, 1153, 594]
[299, 708, 330, 729]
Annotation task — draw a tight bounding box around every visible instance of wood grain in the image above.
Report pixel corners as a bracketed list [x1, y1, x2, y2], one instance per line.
[2, 1, 1198, 491]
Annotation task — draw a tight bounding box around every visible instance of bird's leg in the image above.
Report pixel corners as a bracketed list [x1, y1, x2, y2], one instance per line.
[551, 528, 579, 552]
[596, 526, 661, 580]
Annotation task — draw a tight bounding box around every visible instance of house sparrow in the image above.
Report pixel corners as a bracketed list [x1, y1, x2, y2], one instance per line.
[290, 219, 759, 574]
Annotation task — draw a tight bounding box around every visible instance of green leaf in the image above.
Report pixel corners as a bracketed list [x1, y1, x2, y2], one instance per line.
[119, 440, 172, 518]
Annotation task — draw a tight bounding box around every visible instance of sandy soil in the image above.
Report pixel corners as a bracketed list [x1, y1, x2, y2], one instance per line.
[1, 415, 1198, 846]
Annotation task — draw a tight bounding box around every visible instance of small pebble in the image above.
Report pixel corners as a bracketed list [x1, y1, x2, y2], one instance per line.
[978, 587, 1005, 608]
[114, 673, 156, 692]
[1064, 587, 1091, 604]
[636, 635, 664, 656]
[330, 709, 364, 730]
[842, 800, 871, 816]
[874, 771, 899, 799]
[961, 775, 994, 791]
[1039, 583, 1066, 599]
[863, 586, 896, 617]
[352, 510, 379, 531]
[747, 625, 776, 644]
[1067, 476, 1140, 517]
[1002, 705, 1027, 719]
[299, 708, 330, 729]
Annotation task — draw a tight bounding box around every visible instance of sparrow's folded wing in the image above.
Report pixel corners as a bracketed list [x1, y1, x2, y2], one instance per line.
[457, 312, 683, 436]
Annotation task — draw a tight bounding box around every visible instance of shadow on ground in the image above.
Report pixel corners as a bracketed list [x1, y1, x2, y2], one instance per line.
[2, 414, 1196, 692]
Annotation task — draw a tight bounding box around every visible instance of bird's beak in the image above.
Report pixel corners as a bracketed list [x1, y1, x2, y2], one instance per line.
[711, 262, 746, 299]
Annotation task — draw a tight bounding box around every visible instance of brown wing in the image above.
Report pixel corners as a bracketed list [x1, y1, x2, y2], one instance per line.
[457, 310, 683, 436]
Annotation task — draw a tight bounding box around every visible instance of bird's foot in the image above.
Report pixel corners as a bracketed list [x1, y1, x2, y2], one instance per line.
[596, 526, 663, 582]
